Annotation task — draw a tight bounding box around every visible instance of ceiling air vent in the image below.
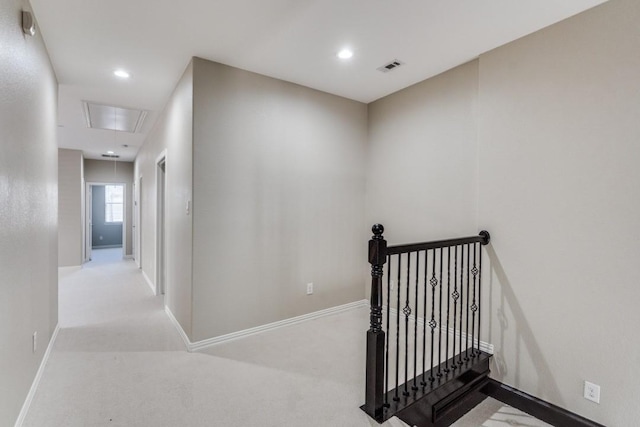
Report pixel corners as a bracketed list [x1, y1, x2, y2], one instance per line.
[377, 59, 404, 73]
[82, 101, 147, 133]
[102, 154, 120, 159]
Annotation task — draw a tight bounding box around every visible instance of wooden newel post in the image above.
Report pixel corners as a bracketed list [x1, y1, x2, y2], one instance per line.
[365, 224, 387, 419]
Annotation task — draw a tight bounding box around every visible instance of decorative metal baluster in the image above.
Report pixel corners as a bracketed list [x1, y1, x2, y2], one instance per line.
[437, 248, 443, 377]
[403, 253, 411, 396]
[458, 244, 464, 367]
[394, 253, 401, 401]
[465, 243, 471, 361]
[478, 242, 483, 356]
[412, 251, 419, 391]
[384, 255, 391, 406]
[452, 245, 459, 370]
[421, 250, 428, 386]
[444, 246, 451, 373]
[440, 246, 451, 373]
[429, 250, 437, 382]
[471, 243, 478, 357]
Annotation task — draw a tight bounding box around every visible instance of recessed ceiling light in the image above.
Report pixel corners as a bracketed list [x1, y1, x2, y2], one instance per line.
[337, 49, 354, 60]
[114, 69, 130, 79]
[107, 151, 115, 154]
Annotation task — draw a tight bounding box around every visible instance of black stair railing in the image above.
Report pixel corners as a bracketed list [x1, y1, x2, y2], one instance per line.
[363, 224, 491, 424]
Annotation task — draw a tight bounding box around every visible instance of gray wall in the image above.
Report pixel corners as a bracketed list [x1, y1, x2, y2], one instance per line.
[84, 159, 134, 255]
[367, 1, 639, 424]
[0, 0, 58, 425]
[58, 148, 83, 266]
[191, 58, 367, 341]
[478, 1, 639, 425]
[91, 185, 123, 248]
[367, 61, 479, 244]
[135, 61, 193, 336]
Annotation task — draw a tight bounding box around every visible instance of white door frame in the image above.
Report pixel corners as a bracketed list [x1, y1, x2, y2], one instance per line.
[85, 181, 128, 260]
[135, 175, 142, 269]
[83, 182, 91, 263]
[155, 150, 167, 297]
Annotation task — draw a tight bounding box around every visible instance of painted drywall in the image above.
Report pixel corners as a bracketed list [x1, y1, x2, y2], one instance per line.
[58, 149, 83, 266]
[134, 61, 193, 336]
[84, 159, 133, 255]
[367, 61, 480, 244]
[191, 58, 367, 341]
[90, 185, 123, 248]
[478, 0, 640, 424]
[0, 0, 58, 425]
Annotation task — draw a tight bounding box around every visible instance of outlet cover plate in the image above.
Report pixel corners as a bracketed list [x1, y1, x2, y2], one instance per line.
[584, 381, 600, 404]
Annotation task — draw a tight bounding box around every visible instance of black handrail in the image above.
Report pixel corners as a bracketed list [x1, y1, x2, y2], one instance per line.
[363, 224, 491, 423]
[386, 230, 490, 255]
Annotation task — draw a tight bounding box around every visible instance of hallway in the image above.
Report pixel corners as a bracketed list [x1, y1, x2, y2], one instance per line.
[23, 256, 547, 426]
[24, 256, 389, 426]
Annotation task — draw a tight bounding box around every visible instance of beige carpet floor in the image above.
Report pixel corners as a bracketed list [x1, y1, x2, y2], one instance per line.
[23, 254, 550, 427]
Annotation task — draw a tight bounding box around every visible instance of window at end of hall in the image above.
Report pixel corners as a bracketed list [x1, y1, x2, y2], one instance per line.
[105, 185, 124, 223]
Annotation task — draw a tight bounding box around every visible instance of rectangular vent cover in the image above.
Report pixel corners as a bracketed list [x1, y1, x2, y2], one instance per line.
[101, 154, 120, 159]
[377, 59, 404, 73]
[83, 101, 147, 133]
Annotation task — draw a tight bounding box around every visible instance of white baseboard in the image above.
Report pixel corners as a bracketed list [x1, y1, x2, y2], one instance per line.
[141, 270, 155, 295]
[164, 299, 369, 353]
[124, 254, 134, 260]
[164, 306, 191, 350]
[58, 265, 81, 274]
[14, 324, 60, 427]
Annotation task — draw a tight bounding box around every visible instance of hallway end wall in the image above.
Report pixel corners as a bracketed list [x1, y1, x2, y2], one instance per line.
[191, 58, 368, 342]
[0, 0, 58, 425]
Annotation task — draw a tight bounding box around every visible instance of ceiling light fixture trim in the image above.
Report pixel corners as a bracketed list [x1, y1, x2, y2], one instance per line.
[114, 69, 130, 79]
[337, 48, 354, 59]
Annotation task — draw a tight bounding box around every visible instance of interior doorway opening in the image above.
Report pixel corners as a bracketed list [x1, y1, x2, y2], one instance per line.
[84, 182, 127, 263]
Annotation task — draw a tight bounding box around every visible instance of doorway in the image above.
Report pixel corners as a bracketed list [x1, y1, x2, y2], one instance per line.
[85, 182, 126, 262]
[156, 155, 166, 296]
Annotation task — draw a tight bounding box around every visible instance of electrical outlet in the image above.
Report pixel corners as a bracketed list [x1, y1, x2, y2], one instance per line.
[306, 283, 313, 295]
[32, 332, 37, 353]
[584, 381, 600, 404]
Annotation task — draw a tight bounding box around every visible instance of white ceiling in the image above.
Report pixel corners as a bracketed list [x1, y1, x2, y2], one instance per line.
[30, 0, 607, 162]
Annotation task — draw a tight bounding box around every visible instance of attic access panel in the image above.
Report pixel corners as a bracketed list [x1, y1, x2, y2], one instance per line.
[83, 101, 147, 133]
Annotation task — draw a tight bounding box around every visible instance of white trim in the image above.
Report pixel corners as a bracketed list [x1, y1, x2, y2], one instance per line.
[191, 299, 369, 351]
[164, 299, 368, 352]
[385, 307, 494, 355]
[134, 175, 142, 269]
[141, 270, 155, 294]
[14, 324, 60, 427]
[155, 151, 167, 297]
[124, 254, 134, 260]
[164, 306, 191, 350]
[58, 266, 82, 274]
